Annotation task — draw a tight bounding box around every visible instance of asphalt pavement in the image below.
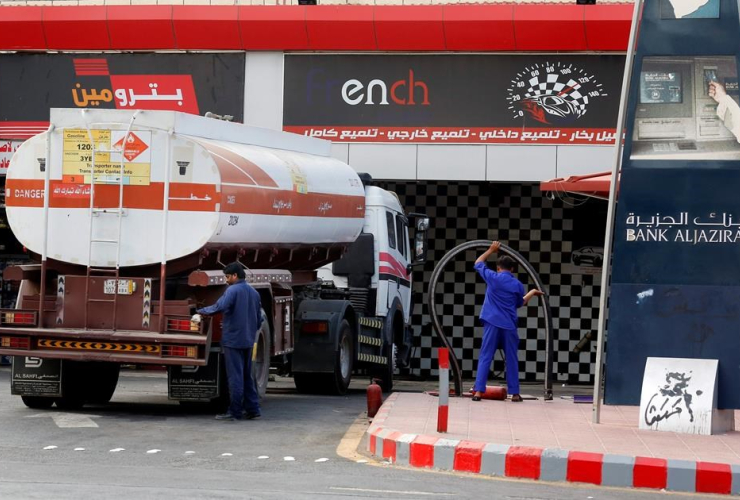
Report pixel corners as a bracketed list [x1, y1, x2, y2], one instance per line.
[0, 368, 677, 499]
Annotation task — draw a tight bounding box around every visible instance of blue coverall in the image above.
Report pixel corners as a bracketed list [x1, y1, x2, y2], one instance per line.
[473, 261, 525, 395]
[198, 279, 262, 418]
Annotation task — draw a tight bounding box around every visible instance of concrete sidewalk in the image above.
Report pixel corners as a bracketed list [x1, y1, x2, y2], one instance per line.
[366, 392, 740, 496]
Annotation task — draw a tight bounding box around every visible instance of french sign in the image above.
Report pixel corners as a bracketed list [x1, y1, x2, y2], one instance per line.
[283, 54, 625, 144]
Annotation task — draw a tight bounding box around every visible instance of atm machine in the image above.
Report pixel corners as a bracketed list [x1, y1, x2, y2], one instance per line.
[606, 0, 740, 410]
[632, 56, 740, 159]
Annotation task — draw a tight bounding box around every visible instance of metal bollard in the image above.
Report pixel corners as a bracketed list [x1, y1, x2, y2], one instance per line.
[437, 347, 449, 433]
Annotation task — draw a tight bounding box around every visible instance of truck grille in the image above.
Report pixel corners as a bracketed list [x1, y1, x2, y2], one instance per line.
[349, 288, 369, 314]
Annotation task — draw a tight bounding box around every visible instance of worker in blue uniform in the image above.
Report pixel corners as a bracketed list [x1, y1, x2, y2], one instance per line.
[473, 241, 543, 402]
[197, 262, 263, 421]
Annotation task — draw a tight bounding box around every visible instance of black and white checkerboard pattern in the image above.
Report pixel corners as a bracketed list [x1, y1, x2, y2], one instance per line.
[378, 181, 601, 384]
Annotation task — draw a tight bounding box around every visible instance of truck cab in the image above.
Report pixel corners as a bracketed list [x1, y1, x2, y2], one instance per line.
[314, 184, 428, 390]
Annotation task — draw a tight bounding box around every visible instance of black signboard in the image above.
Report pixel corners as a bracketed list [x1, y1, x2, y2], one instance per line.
[0, 53, 245, 139]
[283, 54, 625, 144]
[11, 356, 62, 397]
[168, 351, 220, 401]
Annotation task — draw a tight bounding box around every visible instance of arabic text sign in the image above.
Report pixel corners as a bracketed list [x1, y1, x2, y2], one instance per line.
[639, 357, 718, 435]
[109, 75, 198, 113]
[0, 53, 245, 126]
[61, 129, 152, 186]
[283, 126, 618, 145]
[0, 140, 22, 175]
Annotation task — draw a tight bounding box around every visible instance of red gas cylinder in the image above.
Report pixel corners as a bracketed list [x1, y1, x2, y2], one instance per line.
[367, 380, 383, 418]
[471, 386, 507, 400]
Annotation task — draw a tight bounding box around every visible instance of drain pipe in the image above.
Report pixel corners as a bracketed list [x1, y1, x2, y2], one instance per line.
[427, 240, 554, 400]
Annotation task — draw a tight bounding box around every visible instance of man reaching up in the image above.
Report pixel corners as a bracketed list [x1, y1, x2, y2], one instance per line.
[473, 241, 544, 402]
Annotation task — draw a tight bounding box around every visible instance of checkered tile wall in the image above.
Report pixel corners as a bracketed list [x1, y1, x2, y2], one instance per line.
[378, 181, 602, 384]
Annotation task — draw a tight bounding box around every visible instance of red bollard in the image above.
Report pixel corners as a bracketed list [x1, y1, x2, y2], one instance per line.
[367, 379, 383, 418]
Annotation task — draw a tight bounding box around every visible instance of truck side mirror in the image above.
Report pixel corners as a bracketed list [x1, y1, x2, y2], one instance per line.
[408, 214, 430, 266]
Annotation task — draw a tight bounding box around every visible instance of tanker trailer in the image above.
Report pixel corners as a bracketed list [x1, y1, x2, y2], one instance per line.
[0, 108, 429, 409]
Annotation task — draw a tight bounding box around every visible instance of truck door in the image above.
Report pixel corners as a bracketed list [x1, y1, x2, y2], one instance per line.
[395, 213, 412, 324]
[381, 211, 399, 315]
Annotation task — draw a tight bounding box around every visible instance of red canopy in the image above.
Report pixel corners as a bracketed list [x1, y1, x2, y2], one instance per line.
[540, 171, 617, 200]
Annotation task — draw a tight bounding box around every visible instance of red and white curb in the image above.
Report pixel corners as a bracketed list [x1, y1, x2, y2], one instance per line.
[367, 395, 740, 496]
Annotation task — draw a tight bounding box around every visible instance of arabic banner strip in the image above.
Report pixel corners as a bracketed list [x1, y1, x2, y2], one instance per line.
[283, 126, 619, 145]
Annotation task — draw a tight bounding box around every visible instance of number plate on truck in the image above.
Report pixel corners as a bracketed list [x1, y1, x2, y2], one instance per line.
[104, 279, 136, 295]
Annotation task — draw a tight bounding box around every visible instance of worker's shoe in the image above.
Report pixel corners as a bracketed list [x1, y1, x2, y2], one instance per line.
[511, 394, 523, 403]
[215, 413, 240, 421]
[242, 411, 261, 420]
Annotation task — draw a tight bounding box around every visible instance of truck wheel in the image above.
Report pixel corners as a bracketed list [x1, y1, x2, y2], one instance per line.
[293, 372, 317, 393]
[252, 313, 271, 399]
[330, 320, 354, 395]
[55, 360, 86, 410]
[86, 363, 120, 404]
[55, 395, 85, 410]
[21, 396, 54, 409]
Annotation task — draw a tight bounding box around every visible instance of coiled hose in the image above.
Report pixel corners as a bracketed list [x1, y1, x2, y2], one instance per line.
[426, 240, 554, 400]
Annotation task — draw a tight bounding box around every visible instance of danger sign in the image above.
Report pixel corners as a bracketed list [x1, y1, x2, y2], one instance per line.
[113, 132, 149, 162]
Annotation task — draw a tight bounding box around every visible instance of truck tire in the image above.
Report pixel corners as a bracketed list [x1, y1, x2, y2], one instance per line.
[21, 396, 54, 409]
[55, 360, 86, 410]
[293, 372, 318, 393]
[294, 320, 354, 395]
[86, 363, 120, 404]
[329, 320, 354, 395]
[252, 312, 271, 399]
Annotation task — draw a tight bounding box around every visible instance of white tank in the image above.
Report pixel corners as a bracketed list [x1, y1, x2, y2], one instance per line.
[5, 109, 366, 268]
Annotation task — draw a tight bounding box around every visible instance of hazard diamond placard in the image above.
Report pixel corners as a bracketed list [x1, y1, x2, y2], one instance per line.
[113, 132, 149, 162]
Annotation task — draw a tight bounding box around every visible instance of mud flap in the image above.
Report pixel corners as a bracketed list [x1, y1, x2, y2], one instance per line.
[11, 356, 62, 397]
[168, 350, 221, 401]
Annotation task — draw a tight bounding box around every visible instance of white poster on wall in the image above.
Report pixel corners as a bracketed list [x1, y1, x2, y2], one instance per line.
[639, 357, 720, 435]
[0, 140, 22, 175]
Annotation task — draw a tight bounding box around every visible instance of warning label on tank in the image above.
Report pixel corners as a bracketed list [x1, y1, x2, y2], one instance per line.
[62, 128, 151, 186]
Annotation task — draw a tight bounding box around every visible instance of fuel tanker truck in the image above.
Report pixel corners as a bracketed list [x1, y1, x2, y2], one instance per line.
[0, 108, 429, 409]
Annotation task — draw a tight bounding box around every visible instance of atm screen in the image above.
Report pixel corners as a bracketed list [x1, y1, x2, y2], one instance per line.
[640, 71, 683, 104]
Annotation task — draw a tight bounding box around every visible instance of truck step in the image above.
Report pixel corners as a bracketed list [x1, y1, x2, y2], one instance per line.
[358, 353, 387, 365]
[90, 238, 120, 243]
[359, 335, 382, 347]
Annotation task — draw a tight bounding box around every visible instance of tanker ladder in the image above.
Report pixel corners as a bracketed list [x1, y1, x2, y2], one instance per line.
[81, 111, 140, 331]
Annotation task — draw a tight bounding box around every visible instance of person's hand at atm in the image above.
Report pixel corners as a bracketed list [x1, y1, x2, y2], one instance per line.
[710, 80, 740, 143]
[709, 81, 727, 104]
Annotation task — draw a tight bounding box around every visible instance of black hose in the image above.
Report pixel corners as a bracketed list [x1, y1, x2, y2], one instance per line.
[426, 240, 554, 400]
